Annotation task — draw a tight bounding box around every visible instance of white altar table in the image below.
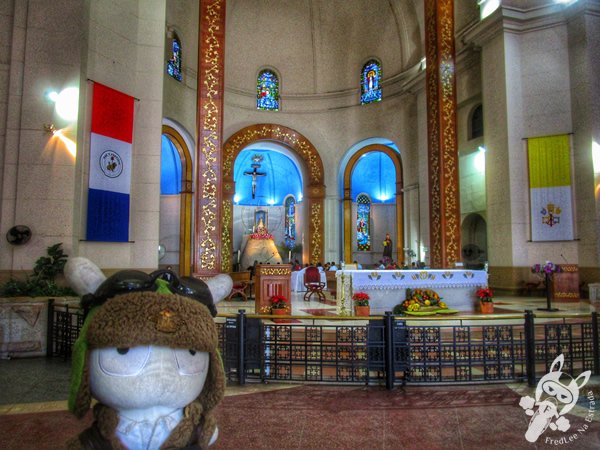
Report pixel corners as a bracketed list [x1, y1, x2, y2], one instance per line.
[291, 268, 328, 292]
[335, 269, 488, 315]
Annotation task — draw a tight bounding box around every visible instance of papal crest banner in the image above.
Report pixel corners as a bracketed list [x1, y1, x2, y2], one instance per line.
[527, 134, 574, 241]
[86, 82, 134, 242]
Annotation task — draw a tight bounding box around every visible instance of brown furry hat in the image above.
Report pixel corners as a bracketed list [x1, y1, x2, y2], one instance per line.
[69, 291, 225, 447]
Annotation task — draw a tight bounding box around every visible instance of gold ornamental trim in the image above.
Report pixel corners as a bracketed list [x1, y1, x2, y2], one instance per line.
[196, 0, 225, 272]
[261, 267, 292, 276]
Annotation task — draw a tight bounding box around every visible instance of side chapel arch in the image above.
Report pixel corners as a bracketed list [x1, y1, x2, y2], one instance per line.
[343, 144, 404, 263]
[222, 124, 325, 272]
[161, 124, 193, 276]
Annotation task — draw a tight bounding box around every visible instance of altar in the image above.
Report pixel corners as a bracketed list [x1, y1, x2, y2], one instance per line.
[335, 269, 488, 315]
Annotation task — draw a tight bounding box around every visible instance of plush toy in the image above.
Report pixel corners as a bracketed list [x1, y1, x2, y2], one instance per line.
[64, 258, 232, 449]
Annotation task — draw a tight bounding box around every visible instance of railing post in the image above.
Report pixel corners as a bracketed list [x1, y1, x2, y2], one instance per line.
[592, 312, 599, 375]
[524, 310, 536, 386]
[237, 309, 246, 385]
[384, 311, 395, 390]
[46, 298, 55, 358]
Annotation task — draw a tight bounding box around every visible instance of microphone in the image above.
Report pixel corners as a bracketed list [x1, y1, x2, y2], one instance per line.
[560, 254, 568, 264]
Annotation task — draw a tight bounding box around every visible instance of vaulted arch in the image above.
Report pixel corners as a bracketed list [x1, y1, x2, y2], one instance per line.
[222, 124, 325, 271]
[161, 124, 193, 276]
[343, 144, 404, 263]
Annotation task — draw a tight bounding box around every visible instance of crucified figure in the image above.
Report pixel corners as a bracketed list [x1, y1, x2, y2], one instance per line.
[243, 167, 266, 199]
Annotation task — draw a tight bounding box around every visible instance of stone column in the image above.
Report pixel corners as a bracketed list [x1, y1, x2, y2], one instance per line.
[425, 0, 461, 268]
[195, 0, 226, 276]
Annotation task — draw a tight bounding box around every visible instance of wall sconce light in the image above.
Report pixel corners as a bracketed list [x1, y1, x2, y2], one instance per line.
[44, 123, 56, 134]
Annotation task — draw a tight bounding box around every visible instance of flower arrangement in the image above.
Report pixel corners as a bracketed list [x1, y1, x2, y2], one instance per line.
[250, 229, 273, 240]
[352, 292, 370, 306]
[400, 288, 446, 312]
[531, 261, 561, 275]
[270, 294, 289, 310]
[476, 287, 494, 303]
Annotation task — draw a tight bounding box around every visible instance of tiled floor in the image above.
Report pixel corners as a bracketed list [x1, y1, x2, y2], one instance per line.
[0, 292, 598, 449]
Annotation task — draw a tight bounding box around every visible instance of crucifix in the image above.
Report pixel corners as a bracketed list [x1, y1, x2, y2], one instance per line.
[244, 154, 267, 199]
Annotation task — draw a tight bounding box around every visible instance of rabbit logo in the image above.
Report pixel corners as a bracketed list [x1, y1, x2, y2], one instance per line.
[519, 354, 591, 443]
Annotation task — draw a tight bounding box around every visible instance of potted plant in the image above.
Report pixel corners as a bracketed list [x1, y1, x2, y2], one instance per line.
[352, 292, 370, 316]
[270, 294, 289, 315]
[476, 287, 494, 314]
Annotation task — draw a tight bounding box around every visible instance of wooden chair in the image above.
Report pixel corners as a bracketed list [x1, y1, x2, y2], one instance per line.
[325, 270, 337, 299]
[303, 266, 326, 302]
[227, 271, 251, 301]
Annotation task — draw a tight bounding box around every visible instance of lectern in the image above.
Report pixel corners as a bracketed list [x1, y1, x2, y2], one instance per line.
[552, 264, 580, 302]
[254, 264, 292, 313]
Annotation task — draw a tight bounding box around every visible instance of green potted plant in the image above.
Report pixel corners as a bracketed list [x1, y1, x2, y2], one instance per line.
[0, 243, 76, 297]
[352, 292, 370, 316]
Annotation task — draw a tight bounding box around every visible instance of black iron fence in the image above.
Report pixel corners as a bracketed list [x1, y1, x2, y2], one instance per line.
[47, 301, 598, 388]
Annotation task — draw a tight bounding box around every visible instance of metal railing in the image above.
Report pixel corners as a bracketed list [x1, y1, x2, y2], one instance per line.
[47, 301, 598, 388]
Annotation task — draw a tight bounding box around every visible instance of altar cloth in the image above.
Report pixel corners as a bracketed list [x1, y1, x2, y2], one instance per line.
[335, 269, 488, 315]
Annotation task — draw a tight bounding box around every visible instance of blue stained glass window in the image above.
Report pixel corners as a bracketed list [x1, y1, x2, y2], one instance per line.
[356, 194, 371, 251]
[360, 60, 382, 105]
[284, 196, 296, 249]
[257, 70, 280, 111]
[167, 36, 182, 82]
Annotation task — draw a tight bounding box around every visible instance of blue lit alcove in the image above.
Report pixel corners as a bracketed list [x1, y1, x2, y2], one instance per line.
[161, 135, 182, 195]
[351, 151, 396, 203]
[234, 146, 303, 206]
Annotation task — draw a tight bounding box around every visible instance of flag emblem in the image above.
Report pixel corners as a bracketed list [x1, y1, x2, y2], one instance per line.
[100, 150, 123, 178]
[541, 203, 561, 227]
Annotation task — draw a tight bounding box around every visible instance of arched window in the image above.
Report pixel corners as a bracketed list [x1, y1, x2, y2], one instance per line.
[257, 69, 280, 111]
[470, 104, 483, 139]
[167, 34, 182, 82]
[360, 60, 382, 105]
[161, 135, 182, 194]
[356, 194, 371, 251]
[284, 195, 296, 250]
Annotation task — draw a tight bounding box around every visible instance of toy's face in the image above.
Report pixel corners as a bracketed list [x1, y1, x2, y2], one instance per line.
[536, 373, 579, 415]
[89, 345, 209, 411]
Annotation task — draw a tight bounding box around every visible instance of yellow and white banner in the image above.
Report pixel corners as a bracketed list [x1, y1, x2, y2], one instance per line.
[527, 134, 574, 241]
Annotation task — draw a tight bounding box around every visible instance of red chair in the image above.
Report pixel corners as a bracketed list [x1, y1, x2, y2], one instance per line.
[303, 266, 326, 302]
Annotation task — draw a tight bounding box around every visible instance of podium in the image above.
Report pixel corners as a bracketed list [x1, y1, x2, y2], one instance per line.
[552, 264, 580, 302]
[254, 264, 292, 313]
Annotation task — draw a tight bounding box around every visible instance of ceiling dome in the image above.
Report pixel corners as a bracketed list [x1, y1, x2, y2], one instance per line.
[233, 148, 303, 206]
[226, 0, 424, 97]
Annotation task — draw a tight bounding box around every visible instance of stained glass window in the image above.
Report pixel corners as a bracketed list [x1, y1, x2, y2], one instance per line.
[167, 35, 182, 82]
[360, 60, 382, 105]
[257, 69, 280, 111]
[284, 195, 296, 250]
[356, 194, 371, 251]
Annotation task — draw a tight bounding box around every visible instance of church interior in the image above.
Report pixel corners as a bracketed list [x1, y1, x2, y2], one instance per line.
[1, 0, 600, 448]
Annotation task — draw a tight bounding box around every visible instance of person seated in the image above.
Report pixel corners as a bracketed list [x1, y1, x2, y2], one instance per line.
[317, 262, 324, 272]
[386, 261, 398, 270]
[353, 260, 363, 270]
[323, 262, 331, 271]
[329, 261, 338, 271]
[377, 260, 386, 270]
[292, 259, 302, 271]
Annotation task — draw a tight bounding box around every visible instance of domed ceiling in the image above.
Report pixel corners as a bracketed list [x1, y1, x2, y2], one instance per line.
[226, 0, 424, 97]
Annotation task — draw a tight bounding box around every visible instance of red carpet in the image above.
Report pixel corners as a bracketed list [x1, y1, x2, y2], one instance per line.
[1, 385, 599, 449]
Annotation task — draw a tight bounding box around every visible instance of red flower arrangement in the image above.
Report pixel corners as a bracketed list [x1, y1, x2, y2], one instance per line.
[270, 294, 289, 309]
[476, 287, 494, 303]
[352, 292, 370, 306]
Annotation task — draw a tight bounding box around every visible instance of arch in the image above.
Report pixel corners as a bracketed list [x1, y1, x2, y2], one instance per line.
[343, 144, 403, 263]
[223, 124, 325, 271]
[162, 124, 193, 276]
[461, 213, 487, 269]
[469, 104, 483, 140]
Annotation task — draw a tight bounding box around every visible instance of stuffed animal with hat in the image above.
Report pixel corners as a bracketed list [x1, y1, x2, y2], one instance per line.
[64, 257, 232, 449]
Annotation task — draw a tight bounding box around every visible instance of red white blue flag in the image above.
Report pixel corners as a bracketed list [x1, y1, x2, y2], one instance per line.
[86, 83, 134, 242]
